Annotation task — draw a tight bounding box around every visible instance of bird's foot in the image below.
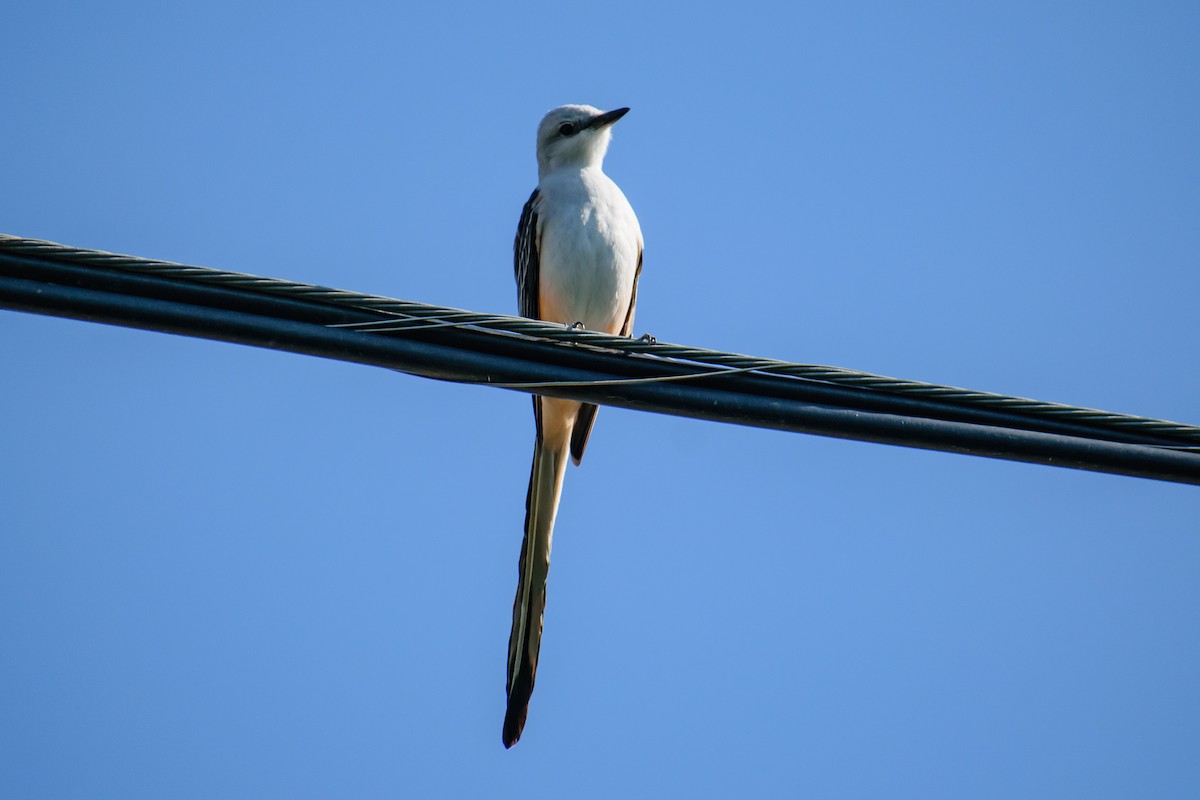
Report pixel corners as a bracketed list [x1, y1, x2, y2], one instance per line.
[569, 321, 585, 331]
[638, 332, 657, 344]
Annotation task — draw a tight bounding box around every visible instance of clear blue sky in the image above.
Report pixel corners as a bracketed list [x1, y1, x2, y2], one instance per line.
[3, 2, 1199, 797]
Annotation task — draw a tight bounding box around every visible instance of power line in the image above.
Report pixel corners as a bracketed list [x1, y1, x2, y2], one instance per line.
[2, 234, 1198, 486]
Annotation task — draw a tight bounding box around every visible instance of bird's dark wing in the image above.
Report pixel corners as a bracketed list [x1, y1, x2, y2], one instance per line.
[618, 244, 643, 338]
[514, 187, 545, 437]
[515, 188, 540, 320]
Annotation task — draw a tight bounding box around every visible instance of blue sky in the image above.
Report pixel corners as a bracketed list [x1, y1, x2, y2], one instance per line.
[3, 1, 1199, 797]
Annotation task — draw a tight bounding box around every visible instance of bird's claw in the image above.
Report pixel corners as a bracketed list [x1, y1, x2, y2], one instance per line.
[638, 332, 657, 344]
[569, 321, 585, 331]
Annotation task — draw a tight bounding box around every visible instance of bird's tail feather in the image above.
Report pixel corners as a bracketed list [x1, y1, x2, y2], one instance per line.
[503, 432, 569, 748]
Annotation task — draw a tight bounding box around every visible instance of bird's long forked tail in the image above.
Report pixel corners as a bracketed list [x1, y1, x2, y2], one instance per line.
[503, 430, 570, 748]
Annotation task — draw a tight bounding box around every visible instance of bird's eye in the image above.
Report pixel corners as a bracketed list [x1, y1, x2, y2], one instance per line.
[558, 122, 577, 136]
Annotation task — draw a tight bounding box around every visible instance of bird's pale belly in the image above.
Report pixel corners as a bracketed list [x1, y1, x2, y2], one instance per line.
[538, 230, 636, 335]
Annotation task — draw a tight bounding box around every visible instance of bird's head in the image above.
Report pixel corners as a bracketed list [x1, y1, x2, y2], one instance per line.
[535, 105, 630, 179]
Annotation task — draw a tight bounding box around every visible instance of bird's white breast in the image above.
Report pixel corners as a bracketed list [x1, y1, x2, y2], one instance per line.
[536, 167, 642, 335]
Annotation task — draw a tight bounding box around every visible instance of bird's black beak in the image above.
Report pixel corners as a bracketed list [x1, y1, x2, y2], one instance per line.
[586, 107, 630, 130]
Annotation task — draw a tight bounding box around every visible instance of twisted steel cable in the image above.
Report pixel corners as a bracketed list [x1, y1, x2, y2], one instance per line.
[3, 233, 1195, 450]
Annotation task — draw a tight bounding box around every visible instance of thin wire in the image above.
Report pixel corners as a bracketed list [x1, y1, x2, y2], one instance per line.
[482, 364, 769, 390]
[3, 233, 1197, 446]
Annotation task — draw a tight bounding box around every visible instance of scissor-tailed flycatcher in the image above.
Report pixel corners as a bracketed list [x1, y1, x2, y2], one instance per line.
[504, 104, 643, 748]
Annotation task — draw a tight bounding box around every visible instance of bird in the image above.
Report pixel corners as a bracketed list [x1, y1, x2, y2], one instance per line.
[504, 104, 644, 748]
